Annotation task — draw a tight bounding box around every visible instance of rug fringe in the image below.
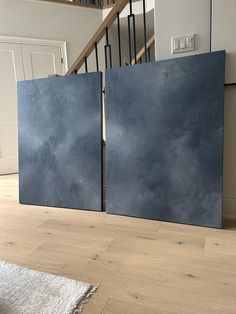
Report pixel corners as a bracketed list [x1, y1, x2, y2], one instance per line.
[73, 284, 100, 313]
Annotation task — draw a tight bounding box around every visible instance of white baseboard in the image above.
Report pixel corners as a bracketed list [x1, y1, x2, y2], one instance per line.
[223, 195, 236, 219]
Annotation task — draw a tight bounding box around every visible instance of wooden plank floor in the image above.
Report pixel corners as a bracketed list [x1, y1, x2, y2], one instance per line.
[0, 174, 236, 313]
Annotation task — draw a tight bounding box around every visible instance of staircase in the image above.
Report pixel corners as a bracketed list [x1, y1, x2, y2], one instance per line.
[66, 0, 155, 74]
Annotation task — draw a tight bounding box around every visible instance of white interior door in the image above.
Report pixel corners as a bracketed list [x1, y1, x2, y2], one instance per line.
[0, 39, 66, 175]
[21, 44, 64, 80]
[0, 43, 24, 175]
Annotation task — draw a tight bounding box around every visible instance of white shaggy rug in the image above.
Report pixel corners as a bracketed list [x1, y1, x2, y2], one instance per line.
[0, 261, 98, 314]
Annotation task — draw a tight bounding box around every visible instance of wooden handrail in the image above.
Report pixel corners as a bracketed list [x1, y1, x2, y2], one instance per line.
[39, 0, 118, 9]
[131, 35, 155, 65]
[66, 0, 130, 74]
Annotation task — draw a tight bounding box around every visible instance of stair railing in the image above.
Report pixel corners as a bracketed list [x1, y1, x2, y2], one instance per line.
[66, 0, 150, 74]
[131, 35, 155, 65]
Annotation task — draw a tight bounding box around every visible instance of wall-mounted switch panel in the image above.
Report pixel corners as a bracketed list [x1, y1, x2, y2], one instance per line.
[171, 34, 195, 54]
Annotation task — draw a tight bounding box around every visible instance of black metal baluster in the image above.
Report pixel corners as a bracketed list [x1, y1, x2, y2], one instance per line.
[143, 0, 148, 62]
[95, 42, 99, 72]
[128, 0, 137, 64]
[117, 12, 122, 67]
[210, 0, 212, 52]
[104, 27, 112, 69]
[132, 12, 137, 64]
[104, 28, 108, 69]
[129, 0, 132, 14]
[128, 15, 132, 64]
[84, 56, 88, 73]
[128, 0, 132, 64]
[148, 47, 151, 62]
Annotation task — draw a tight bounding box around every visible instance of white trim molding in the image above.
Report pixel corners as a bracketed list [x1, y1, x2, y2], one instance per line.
[0, 36, 68, 74]
[223, 195, 236, 219]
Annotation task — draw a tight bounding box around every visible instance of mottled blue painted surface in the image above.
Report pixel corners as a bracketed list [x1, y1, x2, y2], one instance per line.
[18, 73, 102, 211]
[106, 51, 225, 228]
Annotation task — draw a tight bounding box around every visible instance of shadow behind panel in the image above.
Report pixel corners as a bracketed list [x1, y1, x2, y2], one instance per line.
[18, 73, 103, 211]
[106, 51, 225, 228]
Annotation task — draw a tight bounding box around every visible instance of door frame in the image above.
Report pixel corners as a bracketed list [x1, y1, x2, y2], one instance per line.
[0, 36, 68, 74]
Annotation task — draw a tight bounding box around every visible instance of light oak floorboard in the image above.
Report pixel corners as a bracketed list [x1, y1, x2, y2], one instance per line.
[0, 174, 236, 313]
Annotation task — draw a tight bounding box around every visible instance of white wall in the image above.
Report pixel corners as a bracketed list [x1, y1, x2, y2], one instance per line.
[212, 0, 236, 84]
[0, 0, 103, 67]
[212, 0, 236, 218]
[155, 0, 211, 60]
[154, 0, 236, 218]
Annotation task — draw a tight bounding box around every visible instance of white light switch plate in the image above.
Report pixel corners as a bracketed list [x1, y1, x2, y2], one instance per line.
[171, 34, 195, 54]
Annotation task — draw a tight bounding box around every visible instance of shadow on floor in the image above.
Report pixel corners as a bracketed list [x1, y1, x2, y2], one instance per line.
[223, 218, 236, 230]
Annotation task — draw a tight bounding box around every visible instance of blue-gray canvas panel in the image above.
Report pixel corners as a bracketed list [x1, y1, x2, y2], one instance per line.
[106, 51, 225, 228]
[18, 73, 102, 211]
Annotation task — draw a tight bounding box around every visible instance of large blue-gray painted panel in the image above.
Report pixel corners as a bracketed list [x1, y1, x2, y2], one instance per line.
[18, 73, 102, 211]
[106, 51, 225, 228]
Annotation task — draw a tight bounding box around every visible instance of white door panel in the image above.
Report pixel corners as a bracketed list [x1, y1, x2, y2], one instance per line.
[22, 44, 64, 80]
[0, 43, 24, 175]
